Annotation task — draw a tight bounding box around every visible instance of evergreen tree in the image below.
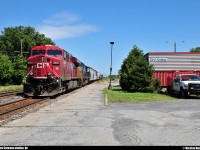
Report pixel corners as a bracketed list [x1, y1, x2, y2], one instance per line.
[119, 45, 154, 92]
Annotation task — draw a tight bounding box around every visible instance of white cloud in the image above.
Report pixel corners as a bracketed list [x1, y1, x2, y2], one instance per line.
[37, 12, 100, 40]
[42, 12, 80, 26]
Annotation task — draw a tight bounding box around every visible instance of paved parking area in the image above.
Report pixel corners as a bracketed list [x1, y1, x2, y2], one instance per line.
[110, 99, 200, 145]
[0, 81, 200, 146]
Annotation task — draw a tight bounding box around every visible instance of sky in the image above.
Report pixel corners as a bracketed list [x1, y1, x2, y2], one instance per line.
[1, 0, 200, 76]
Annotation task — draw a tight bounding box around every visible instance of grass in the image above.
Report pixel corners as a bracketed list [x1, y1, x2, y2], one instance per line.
[105, 86, 176, 103]
[0, 85, 23, 92]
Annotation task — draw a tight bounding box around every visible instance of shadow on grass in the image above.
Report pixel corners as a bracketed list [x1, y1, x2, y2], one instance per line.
[111, 85, 130, 93]
[112, 89, 123, 92]
[158, 90, 200, 100]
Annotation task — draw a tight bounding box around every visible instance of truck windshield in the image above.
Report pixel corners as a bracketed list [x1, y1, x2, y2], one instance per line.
[182, 75, 200, 81]
[32, 50, 45, 56]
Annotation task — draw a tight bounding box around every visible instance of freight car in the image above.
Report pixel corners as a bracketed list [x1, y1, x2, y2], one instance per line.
[23, 45, 100, 96]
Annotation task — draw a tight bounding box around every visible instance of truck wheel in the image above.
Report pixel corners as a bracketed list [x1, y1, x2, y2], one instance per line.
[167, 86, 173, 95]
[180, 89, 188, 99]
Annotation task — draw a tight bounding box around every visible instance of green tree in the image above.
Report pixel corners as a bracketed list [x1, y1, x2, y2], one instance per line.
[190, 47, 200, 52]
[12, 55, 27, 85]
[119, 45, 154, 92]
[0, 26, 56, 85]
[0, 54, 14, 85]
[0, 26, 55, 58]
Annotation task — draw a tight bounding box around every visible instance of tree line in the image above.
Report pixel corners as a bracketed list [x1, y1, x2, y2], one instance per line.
[0, 26, 55, 85]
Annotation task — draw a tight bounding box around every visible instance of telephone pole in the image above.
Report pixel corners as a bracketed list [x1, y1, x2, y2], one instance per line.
[174, 42, 176, 52]
[166, 41, 184, 52]
[20, 39, 23, 56]
[14, 39, 28, 56]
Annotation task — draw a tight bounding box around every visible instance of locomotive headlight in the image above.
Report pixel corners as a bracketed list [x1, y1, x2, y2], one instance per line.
[30, 72, 33, 76]
[41, 56, 44, 62]
[54, 77, 60, 83]
[47, 72, 51, 76]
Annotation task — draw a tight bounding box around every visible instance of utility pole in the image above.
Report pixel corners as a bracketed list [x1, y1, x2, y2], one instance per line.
[20, 39, 23, 56]
[174, 42, 176, 53]
[166, 41, 184, 52]
[14, 39, 28, 56]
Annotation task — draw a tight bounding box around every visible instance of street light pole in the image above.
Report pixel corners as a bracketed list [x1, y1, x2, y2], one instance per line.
[108, 42, 114, 90]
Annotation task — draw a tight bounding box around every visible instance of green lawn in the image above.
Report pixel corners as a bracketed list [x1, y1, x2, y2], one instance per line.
[0, 85, 23, 92]
[105, 86, 176, 103]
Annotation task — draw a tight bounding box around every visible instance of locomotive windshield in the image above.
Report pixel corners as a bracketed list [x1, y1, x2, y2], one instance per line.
[32, 50, 45, 56]
[47, 50, 62, 56]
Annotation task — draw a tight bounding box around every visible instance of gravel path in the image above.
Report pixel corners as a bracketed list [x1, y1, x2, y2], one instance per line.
[0, 95, 24, 105]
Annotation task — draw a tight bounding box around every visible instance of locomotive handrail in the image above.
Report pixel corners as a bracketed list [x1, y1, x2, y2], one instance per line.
[24, 66, 34, 80]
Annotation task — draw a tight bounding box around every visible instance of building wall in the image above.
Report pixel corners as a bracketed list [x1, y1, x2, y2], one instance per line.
[146, 52, 200, 71]
[144, 52, 200, 86]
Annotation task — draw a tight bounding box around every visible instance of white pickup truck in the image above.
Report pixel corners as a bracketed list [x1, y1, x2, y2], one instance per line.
[171, 74, 200, 98]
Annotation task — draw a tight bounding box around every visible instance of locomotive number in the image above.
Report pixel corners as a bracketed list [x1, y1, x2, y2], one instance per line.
[37, 63, 49, 68]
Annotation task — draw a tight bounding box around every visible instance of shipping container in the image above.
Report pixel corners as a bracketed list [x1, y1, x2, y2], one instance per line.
[144, 52, 200, 87]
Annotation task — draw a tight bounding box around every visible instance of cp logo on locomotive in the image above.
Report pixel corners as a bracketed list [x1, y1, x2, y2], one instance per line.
[37, 63, 49, 68]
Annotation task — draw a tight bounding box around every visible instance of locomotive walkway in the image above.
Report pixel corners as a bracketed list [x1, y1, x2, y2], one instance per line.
[0, 81, 200, 146]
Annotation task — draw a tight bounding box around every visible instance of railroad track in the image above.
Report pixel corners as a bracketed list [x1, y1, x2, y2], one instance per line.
[0, 90, 23, 98]
[0, 84, 88, 123]
[0, 98, 50, 121]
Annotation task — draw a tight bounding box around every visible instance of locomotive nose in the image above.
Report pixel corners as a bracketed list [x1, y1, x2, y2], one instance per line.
[34, 62, 50, 78]
[27, 55, 51, 78]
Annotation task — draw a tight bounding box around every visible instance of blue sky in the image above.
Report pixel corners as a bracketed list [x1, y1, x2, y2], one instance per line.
[1, 0, 200, 76]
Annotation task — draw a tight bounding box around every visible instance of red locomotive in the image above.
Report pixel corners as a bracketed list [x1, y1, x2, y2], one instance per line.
[23, 45, 100, 96]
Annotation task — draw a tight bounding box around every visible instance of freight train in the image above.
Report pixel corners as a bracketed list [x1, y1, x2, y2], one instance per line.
[23, 45, 100, 97]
